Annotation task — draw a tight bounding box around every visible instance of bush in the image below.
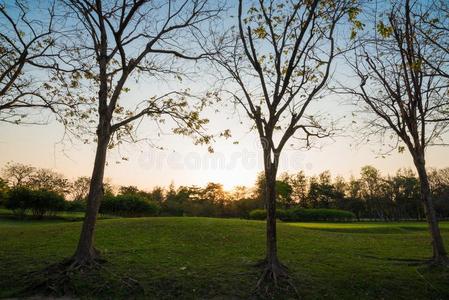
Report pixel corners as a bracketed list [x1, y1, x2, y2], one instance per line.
[284, 208, 355, 222]
[249, 209, 266, 220]
[277, 209, 288, 220]
[249, 208, 355, 222]
[65, 199, 86, 212]
[29, 190, 66, 218]
[0, 178, 9, 207]
[6, 187, 65, 218]
[5, 187, 32, 218]
[248, 209, 287, 220]
[100, 194, 159, 217]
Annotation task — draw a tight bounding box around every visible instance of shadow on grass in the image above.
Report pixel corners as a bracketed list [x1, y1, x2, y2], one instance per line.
[299, 227, 414, 234]
[357, 254, 429, 265]
[284, 223, 447, 234]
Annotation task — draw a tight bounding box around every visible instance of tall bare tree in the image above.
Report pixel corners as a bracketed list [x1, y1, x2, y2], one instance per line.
[345, 0, 449, 265]
[0, 0, 60, 124]
[45, 0, 222, 270]
[213, 0, 357, 287]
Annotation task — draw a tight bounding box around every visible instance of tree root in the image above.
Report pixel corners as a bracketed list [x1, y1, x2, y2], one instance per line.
[253, 259, 299, 299]
[360, 254, 449, 267]
[424, 255, 449, 268]
[23, 255, 143, 297]
[24, 256, 105, 296]
[359, 254, 429, 265]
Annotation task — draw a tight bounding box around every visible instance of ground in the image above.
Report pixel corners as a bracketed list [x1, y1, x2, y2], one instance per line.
[1, 215, 449, 299]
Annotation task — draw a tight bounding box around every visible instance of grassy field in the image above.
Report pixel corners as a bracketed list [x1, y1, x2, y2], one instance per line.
[1, 217, 449, 299]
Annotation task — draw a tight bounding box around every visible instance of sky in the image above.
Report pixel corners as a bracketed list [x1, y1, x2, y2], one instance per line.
[1, 0, 448, 191]
[1, 93, 448, 191]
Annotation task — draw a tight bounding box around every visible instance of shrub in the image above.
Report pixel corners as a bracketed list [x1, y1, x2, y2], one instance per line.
[100, 194, 159, 217]
[249, 209, 266, 220]
[65, 199, 86, 212]
[284, 208, 355, 222]
[5, 187, 32, 218]
[277, 209, 288, 220]
[249, 208, 355, 222]
[29, 190, 65, 218]
[248, 209, 288, 220]
[6, 187, 65, 218]
[226, 198, 261, 218]
[0, 178, 9, 207]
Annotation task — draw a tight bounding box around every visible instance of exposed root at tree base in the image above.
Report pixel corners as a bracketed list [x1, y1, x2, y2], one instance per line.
[252, 258, 289, 270]
[359, 254, 429, 265]
[253, 260, 299, 299]
[359, 254, 449, 267]
[23, 256, 143, 297]
[427, 256, 449, 268]
[403, 256, 449, 267]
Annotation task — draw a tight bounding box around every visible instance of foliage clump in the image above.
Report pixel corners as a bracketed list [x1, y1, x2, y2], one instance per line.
[6, 187, 65, 219]
[100, 194, 159, 217]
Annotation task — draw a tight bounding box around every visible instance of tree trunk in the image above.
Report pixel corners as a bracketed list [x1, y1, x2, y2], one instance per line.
[265, 167, 279, 265]
[414, 155, 448, 264]
[262, 153, 288, 276]
[73, 128, 111, 263]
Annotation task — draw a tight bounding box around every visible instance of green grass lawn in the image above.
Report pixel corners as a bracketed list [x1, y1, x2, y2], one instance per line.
[1, 217, 449, 299]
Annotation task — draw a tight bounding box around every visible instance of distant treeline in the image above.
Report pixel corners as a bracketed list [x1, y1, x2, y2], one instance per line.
[1, 162, 449, 220]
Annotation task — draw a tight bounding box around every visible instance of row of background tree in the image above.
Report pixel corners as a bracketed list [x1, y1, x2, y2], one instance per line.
[1, 162, 448, 221]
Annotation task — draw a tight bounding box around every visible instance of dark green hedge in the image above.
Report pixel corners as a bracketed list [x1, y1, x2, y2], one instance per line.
[249, 207, 355, 222]
[248, 209, 266, 220]
[100, 194, 159, 217]
[65, 199, 87, 212]
[284, 208, 355, 221]
[6, 187, 65, 218]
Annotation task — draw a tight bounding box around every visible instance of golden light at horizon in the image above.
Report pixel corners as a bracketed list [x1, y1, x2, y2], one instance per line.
[1, 118, 448, 191]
